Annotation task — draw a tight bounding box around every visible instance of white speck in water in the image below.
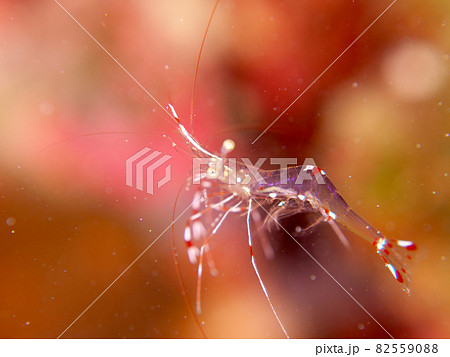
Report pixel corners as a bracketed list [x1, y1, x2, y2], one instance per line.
[295, 226, 302, 233]
[416, 143, 422, 149]
[39, 102, 54, 116]
[164, 64, 169, 70]
[441, 256, 447, 261]
[352, 82, 358, 88]
[310, 275, 316, 281]
[25, 321, 30, 326]
[6, 217, 16, 226]
[438, 101, 443, 106]
[358, 323, 365, 330]
[432, 191, 437, 195]
[445, 133, 449, 137]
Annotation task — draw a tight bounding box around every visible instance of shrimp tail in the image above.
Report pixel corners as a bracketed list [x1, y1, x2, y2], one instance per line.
[313, 172, 416, 294]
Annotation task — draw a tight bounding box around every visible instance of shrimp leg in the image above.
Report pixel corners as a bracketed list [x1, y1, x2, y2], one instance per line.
[247, 199, 289, 338]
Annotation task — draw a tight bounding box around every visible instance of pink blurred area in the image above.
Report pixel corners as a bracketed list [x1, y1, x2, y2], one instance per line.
[0, 0, 448, 338]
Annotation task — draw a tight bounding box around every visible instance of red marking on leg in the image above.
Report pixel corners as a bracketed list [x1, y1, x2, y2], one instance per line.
[396, 270, 404, 283]
[406, 243, 417, 251]
[383, 249, 390, 256]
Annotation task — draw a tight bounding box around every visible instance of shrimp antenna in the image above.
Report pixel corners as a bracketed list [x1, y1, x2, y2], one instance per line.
[189, 0, 221, 131]
[53, 0, 180, 129]
[252, 0, 399, 144]
[172, 180, 207, 338]
[37, 131, 155, 156]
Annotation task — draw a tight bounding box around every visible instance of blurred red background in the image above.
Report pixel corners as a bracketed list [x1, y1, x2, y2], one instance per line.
[0, 0, 448, 338]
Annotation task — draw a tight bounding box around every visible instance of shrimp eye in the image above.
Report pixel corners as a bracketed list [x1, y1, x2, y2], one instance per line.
[221, 139, 235, 155]
[207, 167, 219, 179]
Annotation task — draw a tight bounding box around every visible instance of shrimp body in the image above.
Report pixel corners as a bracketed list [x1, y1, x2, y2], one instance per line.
[245, 165, 416, 292]
[177, 121, 416, 337]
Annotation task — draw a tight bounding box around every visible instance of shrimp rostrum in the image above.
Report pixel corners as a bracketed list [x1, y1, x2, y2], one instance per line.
[170, 107, 416, 338]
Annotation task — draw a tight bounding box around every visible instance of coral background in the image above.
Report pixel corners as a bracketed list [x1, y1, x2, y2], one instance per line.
[0, 0, 448, 338]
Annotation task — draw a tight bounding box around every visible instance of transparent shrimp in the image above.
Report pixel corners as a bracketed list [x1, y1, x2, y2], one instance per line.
[175, 124, 417, 338]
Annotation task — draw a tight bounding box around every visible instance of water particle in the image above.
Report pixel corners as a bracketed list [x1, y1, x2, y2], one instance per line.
[164, 64, 169, 70]
[25, 321, 30, 326]
[358, 323, 365, 330]
[432, 191, 437, 195]
[438, 101, 443, 106]
[295, 226, 302, 233]
[416, 143, 422, 149]
[352, 82, 358, 88]
[6, 217, 16, 226]
[441, 256, 446, 261]
[39, 102, 55, 116]
[310, 275, 316, 281]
